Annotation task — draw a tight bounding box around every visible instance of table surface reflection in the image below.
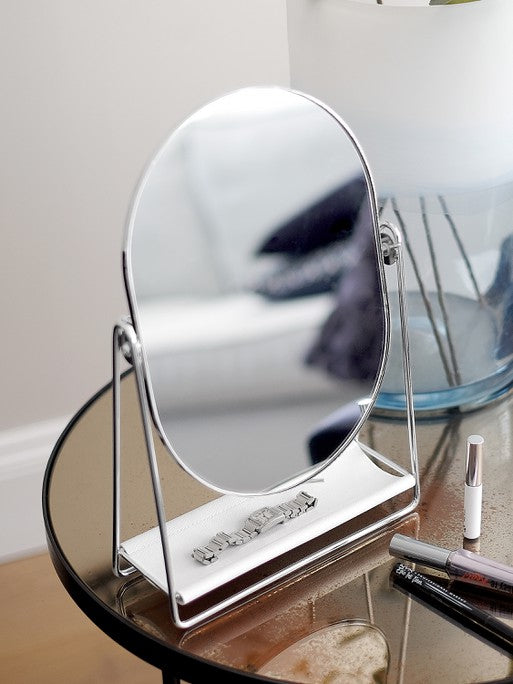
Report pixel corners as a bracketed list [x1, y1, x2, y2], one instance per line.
[43, 373, 513, 683]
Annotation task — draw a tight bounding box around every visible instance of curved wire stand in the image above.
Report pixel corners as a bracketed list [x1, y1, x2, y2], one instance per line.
[111, 225, 420, 629]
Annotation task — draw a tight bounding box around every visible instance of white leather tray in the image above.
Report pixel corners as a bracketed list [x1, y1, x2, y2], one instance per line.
[120, 440, 415, 605]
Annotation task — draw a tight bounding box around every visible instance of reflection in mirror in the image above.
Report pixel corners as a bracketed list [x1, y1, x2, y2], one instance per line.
[125, 87, 387, 494]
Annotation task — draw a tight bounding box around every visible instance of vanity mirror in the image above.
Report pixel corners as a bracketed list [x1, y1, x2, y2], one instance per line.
[112, 86, 419, 628]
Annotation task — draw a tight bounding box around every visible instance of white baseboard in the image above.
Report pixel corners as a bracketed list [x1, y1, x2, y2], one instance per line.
[0, 416, 70, 564]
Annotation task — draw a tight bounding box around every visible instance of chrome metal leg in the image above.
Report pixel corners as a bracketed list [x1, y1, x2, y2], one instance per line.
[111, 319, 179, 623]
[112, 323, 137, 578]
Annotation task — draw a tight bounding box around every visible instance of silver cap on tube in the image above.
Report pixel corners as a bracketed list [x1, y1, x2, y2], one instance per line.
[389, 534, 450, 571]
[465, 434, 483, 487]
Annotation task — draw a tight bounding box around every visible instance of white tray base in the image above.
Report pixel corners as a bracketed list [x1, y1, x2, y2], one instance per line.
[121, 440, 415, 605]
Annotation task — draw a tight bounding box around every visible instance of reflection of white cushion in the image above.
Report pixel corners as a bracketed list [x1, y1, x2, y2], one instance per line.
[140, 292, 345, 412]
[142, 292, 331, 353]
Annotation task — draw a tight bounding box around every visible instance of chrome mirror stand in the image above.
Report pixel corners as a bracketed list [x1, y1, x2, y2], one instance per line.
[111, 223, 419, 629]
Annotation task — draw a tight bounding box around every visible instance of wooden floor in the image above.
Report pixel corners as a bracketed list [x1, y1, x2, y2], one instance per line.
[0, 553, 161, 684]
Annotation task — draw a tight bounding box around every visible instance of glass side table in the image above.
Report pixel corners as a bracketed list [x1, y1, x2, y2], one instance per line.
[43, 372, 513, 683]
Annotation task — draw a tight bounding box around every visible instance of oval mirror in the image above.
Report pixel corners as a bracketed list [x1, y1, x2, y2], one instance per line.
[124, 86, 388, 495]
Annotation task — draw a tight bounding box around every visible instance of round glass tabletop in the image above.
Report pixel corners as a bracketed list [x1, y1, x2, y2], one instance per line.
[43, 372, 513, 683]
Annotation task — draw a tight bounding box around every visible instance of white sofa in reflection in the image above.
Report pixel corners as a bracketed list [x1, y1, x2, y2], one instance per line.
[141, 292, 344, 414]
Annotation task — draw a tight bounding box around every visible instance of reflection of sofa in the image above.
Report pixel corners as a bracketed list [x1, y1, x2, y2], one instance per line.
[143, 293, 341, 414]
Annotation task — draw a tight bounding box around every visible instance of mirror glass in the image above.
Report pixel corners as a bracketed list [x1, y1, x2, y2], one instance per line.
[125, 87, 388, 495]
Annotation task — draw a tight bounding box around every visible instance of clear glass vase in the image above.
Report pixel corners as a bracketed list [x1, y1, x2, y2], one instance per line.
[377, 185, 513, 412]
[287, 0, 513, 412]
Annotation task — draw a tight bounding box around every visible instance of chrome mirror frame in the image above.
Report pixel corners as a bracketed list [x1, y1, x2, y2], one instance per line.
[123, 87, 391, 497]
[110, 87, 420, 628]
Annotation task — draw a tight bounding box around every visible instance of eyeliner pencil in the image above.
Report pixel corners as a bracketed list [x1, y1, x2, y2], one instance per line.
[391, 563, 513, 656]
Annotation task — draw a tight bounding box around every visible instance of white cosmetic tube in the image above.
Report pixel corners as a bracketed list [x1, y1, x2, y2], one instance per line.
[464, 435, 483, 541]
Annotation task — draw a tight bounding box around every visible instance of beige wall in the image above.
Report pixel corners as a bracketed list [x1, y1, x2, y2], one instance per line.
[1, 1, 289, 431]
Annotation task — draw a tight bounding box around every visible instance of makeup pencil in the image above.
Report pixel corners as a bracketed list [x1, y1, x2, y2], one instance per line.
[391, 563, 513, 656]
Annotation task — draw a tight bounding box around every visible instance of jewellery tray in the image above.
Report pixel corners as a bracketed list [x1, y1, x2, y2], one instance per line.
[119, 438, 415, 606]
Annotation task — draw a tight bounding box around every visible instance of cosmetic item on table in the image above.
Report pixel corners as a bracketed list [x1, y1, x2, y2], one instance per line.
[391, 564, 513, 656]
[389, 534, 513, 595]
[424, 573, 513, 620]
[464, 434, 483, 540]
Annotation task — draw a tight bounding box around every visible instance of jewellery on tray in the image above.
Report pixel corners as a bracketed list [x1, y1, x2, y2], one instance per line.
[192, 491, 318, 565]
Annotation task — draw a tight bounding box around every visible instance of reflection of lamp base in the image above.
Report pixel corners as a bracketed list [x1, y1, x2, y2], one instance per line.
[258, 620, 389, 683]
